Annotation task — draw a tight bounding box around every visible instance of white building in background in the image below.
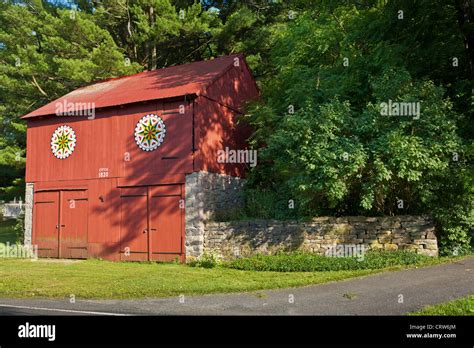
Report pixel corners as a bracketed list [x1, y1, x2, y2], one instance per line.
[2, 197, 24, 219]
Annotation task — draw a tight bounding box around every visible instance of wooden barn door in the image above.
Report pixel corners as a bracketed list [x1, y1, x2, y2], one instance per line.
[34, 189, 88, 259]
[34, 191, 60, 258]
[120, 185, 184, 261]
[60, 190, 88, 259]
[120, 187, 149, 260]
[149, 185, 183, 261]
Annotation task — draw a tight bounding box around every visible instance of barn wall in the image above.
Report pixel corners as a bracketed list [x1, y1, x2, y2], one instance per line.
[194, 58, 259, 177]
[193, 97, 245, 176]
[25, 99, 194, 261]
[203, 56, 259, 112]
[119, 100, 193, 180]
[26, 114, 96, 182]
[26, 99, 194, 183]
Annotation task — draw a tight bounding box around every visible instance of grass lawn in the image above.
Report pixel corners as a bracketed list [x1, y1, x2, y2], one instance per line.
[0, 258, 379, 299]
[0, 219, 17, 244]
[0, 256, 464, 299]
[411, 295, 474, 316]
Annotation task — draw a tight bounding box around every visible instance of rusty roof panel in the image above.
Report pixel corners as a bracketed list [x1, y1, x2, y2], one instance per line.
[22, 54, 242, 119]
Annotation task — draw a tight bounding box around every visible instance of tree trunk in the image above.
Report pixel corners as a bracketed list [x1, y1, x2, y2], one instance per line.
[456, 0, 473, 73]
[148, 5, 157, 71]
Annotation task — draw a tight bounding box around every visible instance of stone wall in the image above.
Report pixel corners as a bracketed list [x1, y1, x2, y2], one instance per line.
[185, 172, 245, 257]
[24, 183, 34, 246]
[203, 216, 438, 259]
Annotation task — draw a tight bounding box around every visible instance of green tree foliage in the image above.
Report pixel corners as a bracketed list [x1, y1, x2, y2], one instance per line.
[0, 0, 141, 200]
[92, 0, 221, 69]
[245, 1, 473, 254]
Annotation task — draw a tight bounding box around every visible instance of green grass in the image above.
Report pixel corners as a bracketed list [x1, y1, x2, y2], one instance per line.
[0, 255, 464, 299]
[0, 219, 17, 244]
[224, 251, 436, 272]
[411, 295, 474, 316]
[0, 258, 380, 299]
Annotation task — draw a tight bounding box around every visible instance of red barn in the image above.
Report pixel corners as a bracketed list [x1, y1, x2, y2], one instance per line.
[22, 54, 259, 262]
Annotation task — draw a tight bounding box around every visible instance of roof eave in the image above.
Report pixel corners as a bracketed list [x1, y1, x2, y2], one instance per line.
[21, 93, 199, 120]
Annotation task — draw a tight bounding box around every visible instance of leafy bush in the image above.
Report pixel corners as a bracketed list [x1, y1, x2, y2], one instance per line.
[439, 226, 472, 256]
[243, 188, 303, 220]
[187, 252, 220, 269]
[428, 156, 474, 255]
[224, 251, 431, 272]
[12, 212, 25, 244]
[211, 188, 305, 221]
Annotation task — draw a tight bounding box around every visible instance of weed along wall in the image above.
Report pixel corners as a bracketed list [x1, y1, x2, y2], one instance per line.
[202, 216, 438, 259]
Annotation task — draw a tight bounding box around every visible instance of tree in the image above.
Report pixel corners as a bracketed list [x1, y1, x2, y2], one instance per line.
[0, 0, 141, 200]
[92, 0, 222, 69]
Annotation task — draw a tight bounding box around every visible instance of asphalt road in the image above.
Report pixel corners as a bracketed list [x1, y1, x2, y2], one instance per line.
[0, 257, 473, 316]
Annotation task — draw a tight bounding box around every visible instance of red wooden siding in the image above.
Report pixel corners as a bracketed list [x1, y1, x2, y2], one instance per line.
[203, 56, 260, 112]
[26, 101, 193, 183]
[194, 58, 259, 176]
[32, 178, 185, 261]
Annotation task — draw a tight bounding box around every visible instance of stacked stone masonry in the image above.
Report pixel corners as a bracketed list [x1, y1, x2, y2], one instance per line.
[24, 183, 34, 246]
[185, 172, 245, 257]
[203, 216, 438, 259]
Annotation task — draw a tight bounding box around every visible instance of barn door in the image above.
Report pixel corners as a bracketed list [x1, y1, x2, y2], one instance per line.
[119, 185, 184, 261]
[34, 191, 60, 258]
[34, 189, 88, 259]
[120, 187, 149, 261]
[60, 190, 88, 259]
[149, 185, 183, 260]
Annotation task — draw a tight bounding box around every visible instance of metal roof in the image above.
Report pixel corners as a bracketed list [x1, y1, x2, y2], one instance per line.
[22, 54, 243, 119]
